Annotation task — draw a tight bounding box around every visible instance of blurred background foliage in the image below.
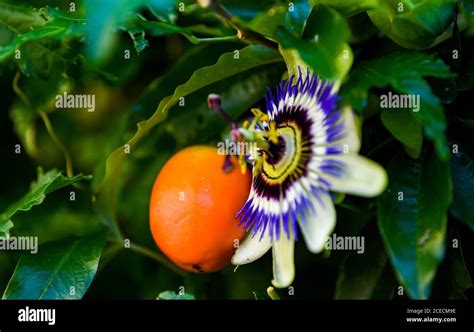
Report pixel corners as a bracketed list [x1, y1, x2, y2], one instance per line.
[0, 0, 473, 300]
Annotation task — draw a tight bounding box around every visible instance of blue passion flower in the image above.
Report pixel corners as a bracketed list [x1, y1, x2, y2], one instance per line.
[229, 68, 387, 288]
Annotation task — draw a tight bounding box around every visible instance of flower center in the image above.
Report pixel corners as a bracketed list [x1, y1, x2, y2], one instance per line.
[265, 135, 286, 165]
[261, 124, 303, 185]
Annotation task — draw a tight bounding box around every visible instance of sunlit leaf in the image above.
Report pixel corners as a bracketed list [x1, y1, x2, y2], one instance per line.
[285, 0, 311, 36]
[147, 0, 177, 23]
[0, 5, 80, 78]
[278, 5, 353, 81]
[84, 0, 145, 62]
[2, 232, 106, 299]
[367, 0, 455, 50]
[245, 5, 286, 39]
[0, 2, 46, 45]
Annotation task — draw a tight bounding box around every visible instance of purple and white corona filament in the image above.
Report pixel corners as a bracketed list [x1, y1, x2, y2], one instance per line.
[230, 68, 387, 288]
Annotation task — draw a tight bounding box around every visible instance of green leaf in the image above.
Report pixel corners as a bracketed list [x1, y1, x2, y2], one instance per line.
[126, 18, 238, 45]
[147, 0, 177, 23]
[11, 201, 103, 246]
[94, 45, 283, 236]
[0, 5, 80, 78]
[159, 65, 284, 145]
[342, 52, 452, 110]
[129, 19, 193, 38]
[126, 28, 149, 54]
[0, 168, 91, 237]
[285, 0, 311, 37]
[6, 38, 76, 80]
[381, 109, 423, 158]
[278, 5, 353, 81]
[0, 26, 66, 61]
[220, 0, 280, 19]
[0, 221, 14, 238]
[153, 45, 281, 116]
[377, 148, 451, 299]
[450, 146, 474, 231]
[341, 52, 453, 159]
[157, 290, 195, 300]
[246, 5, 287, 39]
[132, 43, 243, 120]
[0, 3, 46, 46]
[335, 228, 389, 299]
[84, 0, 148, 62]
[367, 0, 455, 50]
[2, 232, 106, 299]
[463, 0, 474, 29]
[312, 0, 380, 17]
[403, 78, 449, 160]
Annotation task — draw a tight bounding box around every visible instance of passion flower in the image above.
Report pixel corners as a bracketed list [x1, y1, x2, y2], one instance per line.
[222, 68, 387, 288]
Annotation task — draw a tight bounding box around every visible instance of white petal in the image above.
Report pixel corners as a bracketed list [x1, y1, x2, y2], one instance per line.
[333, 106, 360, 154]
[323, 154, 387, 197]
[271, 232, 295, 288]
[298, 189, 336, 253]
[232, 230, 272, 265]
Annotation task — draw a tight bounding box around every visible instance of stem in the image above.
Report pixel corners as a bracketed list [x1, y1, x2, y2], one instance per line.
[12, 72, 32, 109]
[207, 0, 278, 50]
[208, 94, 238, 128]
[38, 111, 74, 178]
[187, 35, 239, 45]
[97, 243, 123, 273]
[39, 111, 89, 191]
[129, 242, 188, 277]
[12, 71, 79, 181]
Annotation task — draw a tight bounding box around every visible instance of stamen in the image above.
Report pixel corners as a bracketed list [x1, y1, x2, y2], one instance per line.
[268, 122, 278, 144]
[222, 155, 234, 173]
[207, 94, 241, 140]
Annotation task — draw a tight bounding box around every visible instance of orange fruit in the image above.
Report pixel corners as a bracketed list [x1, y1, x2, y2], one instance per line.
[149, 145, 251, 273]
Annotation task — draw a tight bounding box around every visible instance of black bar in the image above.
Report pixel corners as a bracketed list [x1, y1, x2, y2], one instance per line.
[0, 300, 472, 331]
